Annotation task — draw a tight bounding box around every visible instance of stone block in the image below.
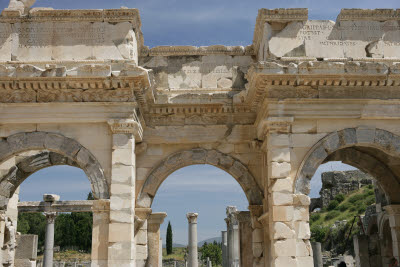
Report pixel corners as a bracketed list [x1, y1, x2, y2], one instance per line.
[271, 192, 293, 206]
[293, 194, 311, 206]
[111, 184, 133, 196]
[294, 207, 309, 221]
[15, 235, 38, 260]
[110, 210, 133, 224]
[110, 195, 134, 210]
[273, 222, 295, 239]
[108, 223, 133, 243]
[274, 256, 297, 267]
[296, 240, 312, 256]
[135, 229, 147, 245]
[108, 241, 134, 261]
[273, 239, 296, 257]
[270, 162, 291, 179]
[290, 134, 326, 148]
[217, 143, 234, 154]
[296, 256, 314, 267]
[112, 148, 134, 166]
[292, 121, 317, 134]
[356, 126, 376, 144]
[252, 228, 264, 243]
[111, 165, 134, 184]
[136, 244, 147, 259]
[268, 134, 290, 147]
[272, 206, 294, 222]
[295, 221, 311, 239]
[271, 178, 293, 192]
[269, 148, 290, 162]
[252, 242, 263, 258]
[112, 134, 134, 149]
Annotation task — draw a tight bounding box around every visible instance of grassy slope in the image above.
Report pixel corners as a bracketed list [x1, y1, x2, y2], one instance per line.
[311, 185, 375, 227]
[162, 247, 187, 261]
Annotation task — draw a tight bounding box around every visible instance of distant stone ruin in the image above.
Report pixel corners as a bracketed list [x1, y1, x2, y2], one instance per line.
[310, 170, 373, 211]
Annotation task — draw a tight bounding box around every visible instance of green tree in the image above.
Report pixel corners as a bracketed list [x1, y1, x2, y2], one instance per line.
[166, 221, 173, 255]
[199, 242, 222, 266]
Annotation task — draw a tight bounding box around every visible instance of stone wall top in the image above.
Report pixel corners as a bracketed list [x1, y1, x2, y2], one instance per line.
[141, 45, 254, 57]
[0, 8, 143, 63]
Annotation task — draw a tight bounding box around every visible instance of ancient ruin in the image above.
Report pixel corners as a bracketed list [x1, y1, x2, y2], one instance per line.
[0, 0, 399, 265]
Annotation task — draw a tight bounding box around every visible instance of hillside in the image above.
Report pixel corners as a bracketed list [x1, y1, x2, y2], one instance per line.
[310, 184, 375, 254]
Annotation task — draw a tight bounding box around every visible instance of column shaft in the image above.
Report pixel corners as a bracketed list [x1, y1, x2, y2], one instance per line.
[43, 212, 56, 267]
[187, 213, 198, 267]
[221, 231, 227, 267]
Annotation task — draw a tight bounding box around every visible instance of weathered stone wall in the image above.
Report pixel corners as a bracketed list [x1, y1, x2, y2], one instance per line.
[316, 170, 373, 209]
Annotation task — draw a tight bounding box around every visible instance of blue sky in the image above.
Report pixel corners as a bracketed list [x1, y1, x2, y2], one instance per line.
[0, 0, 399, 47]
[5, 0, 397, 244]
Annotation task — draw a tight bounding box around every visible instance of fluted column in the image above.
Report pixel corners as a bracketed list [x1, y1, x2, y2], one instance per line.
[187, 213, 199, 267]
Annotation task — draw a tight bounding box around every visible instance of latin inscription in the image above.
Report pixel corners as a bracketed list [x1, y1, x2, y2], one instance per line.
[16, 23, 106, 47]
[294, 21, 400, 47]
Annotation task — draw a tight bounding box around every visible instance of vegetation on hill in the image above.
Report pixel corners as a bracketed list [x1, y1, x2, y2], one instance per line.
[310, 184, 375, 254]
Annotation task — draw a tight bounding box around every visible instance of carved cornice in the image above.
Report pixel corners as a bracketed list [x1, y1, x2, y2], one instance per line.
[246, 61, 400, 112]
[108, 118, 143, 141]
[142, 45, 254, 57]
[338, 8, 400, 21]
[148, 212, 167, 225]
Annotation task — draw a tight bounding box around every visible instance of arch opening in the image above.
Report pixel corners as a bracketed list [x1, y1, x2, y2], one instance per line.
[0, 131, 109, 209]
[137, 148, 264, 208]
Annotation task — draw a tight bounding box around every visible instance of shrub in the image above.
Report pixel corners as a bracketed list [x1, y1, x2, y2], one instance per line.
[325, 210, 340, 221]
[365, 195, 375, 206]
[367, 184, 373, 189]
[334, 194, 345, 203]
[310, 213, 321, 223]
[311, 225, 329, 243]
[327, 200, 339, 211]
[349, 194, 363, 203]
[338, 202, 350, 212]
[357, 204, 367, 214]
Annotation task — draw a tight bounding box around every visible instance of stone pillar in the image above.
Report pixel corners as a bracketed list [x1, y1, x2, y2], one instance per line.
[43, 194, 59, 267]
[249, 205, 265, 267]
[187, 213, 198, 267]
[353, 235, 370, 267]
[226, 206, 239, 267]
[385, 205, 400, 262]
[147, 212, 167, 267]
[108, 119, 142, 266]
[259, 117, 313, 267]
[159, 236, 162, 267]
[43, 212, 57, 267]
[236, 211, 252, 267]
[91, 199, 110, 267]
[135, 207, 152, 267]
[221, 231, 228, 267]
[311, 242, 323, 267]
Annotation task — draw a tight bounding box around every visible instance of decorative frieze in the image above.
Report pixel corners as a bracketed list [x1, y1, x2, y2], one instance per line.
[108, 118, 143, 141]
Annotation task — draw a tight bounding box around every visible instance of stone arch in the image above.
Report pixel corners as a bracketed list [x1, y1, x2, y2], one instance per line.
[0, 131, 109, 208]
[295, 127, 400, 204]
[137, 148, 263, 208]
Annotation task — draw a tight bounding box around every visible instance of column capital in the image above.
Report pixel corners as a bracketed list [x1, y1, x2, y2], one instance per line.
[236, 211, 251, 223]
[108, 118, 143, 141]
[187, 213, 198, 223]
[226, 206, 238, 225]
[257, 116, 294, 139]
[43, 194, 60, 202]
[148, 212, 167, 225]
[44, 212, 57, 224]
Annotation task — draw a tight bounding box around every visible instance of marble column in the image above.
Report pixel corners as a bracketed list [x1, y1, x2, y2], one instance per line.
[226, 206, 239, 267]
[43, 194, 59, 267]
[43, 212, 57, 267]
[147, 212, 167, 267]
[187, 213, 198, 267]
[91, 200, 110, 267]
[311, 242, 323, 267]
[237, 211, 252, 267]
[108, 119, 142, 266]
[221, 231, 228, 267]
